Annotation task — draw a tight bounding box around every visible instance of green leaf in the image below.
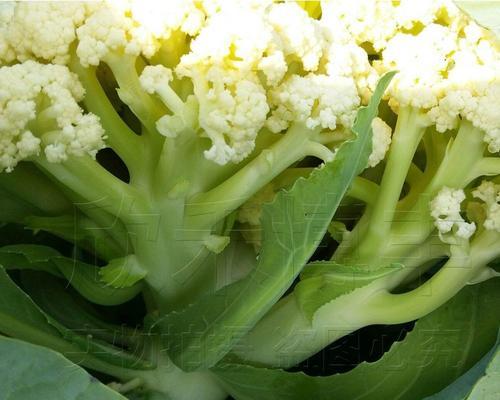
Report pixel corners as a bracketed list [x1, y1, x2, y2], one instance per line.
[99, 255, 147, 288]
[424, 331, 500, 399]
[0, 187, 39, 223]
[21, 271, 144, 349]
[157, 72, 396, 372]
[25, 214, 126, 260]
[467, 337, 500, 399]
[213, 279, 500, 400]
[455, 1, 500, 39]
[54, 257, 144, 306]
[0, 265, 63, 341]
[0, 244, 61, 276]
[0, 336, 127, 400]
[0, 265, 153, 371]
[295, 262, 404, 321]
[0, 244, 143, 306]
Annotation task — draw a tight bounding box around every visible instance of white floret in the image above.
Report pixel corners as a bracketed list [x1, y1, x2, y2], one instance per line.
[473, 181, 500, 232]
[198, 68, 269, 165]
[177, 1, 274, 76]
[428, 82, 500, 153]
[321, 30, 379, 104]
[396, 0, 460, 30]
[77, 0, 206, 66]
[139, 65, 174, 94]
[76, 6, 133, 67]
[470, 83, 500, 153]
[0, 61, 106, 172]
[258, 51, 288, 87]
[0, 2, 95, 64]
[321, 0, 398, 52]
[376, 24, 457, 110]
[430, 187, 476, 239]
[368, 117, 392, 168]
[129, 0, 205, 39]
[267, 2, 325, 72]
[427, 90, 476, 133]
[266, 74, 359, 133]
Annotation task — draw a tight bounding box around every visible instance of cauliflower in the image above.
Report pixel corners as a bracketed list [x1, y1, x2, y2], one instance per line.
[0, 3, 499, 400]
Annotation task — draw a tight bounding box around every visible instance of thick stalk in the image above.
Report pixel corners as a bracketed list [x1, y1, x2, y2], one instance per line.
[332, 107, 427, 263]
[344, 107, 427, 263]
[126, 195, 220, 312]
[134, 338, 227, 400]
[347, 176, 379, 204]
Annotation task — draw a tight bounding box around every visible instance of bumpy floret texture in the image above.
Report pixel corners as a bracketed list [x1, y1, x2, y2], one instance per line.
[0, 1, 96, 64]
[0, 0, 385, 169]
[0, 61, 105, 172]
[368, 117, 392, 168]
[430, 187, 476, 239]
[1, 0, 499, 172]
[473, 181, 500, 232]
[76, 0, 205, 66]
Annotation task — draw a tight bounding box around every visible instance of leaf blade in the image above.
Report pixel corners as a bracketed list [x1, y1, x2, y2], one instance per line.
[0, 336, 127, 400]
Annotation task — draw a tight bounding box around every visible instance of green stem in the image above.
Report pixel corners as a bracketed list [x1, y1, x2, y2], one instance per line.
[53, 257, 143, 306]
[69, 56, 143, 170]
[25, 214, 125, 260]
[103, 53, 170, 190]
[184, 124, 322, 229]
[348, 177, 379, 204]
[155, 83, 186, 116]
[75, 204, 131, 256]
[355, 107, 427, 258]
[104, 53, 166, 140]
[0, 187, 39, 222]
[35, 156, 145, 224]
[469, 157, 500, 181]
[0, 163, 72, 216]
[337, 120, 486, 266]
[367, 229, 500, 324]
[382, 121, 487, 262]
[134, 338, 227, 400]
[316, 128, 352, 145]
[334, 107, 428, 264]
[427, 121, 486, 188]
